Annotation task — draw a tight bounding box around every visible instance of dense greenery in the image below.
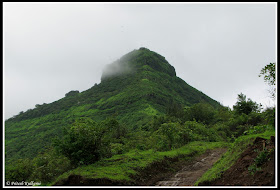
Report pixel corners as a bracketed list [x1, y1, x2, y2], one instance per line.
[5, 47, 220, 162]
[5, 96, 274, 185]
[53, 117, 127, 166]
[233, 93, 262, 115]
[5, 148, 72, 184]
[194, 128, 275, 185]
[53, 141, 228, 185]
[5, 48, 275, 186]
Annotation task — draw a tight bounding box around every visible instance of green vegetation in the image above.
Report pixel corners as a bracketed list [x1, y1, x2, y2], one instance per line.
[53, 141, 228, 185]
[259, 62, 276, 99]
[233, 93, 262, 115]
[5, 148, 72, 184]
[194, 128, 274, 185]
[5, 94, 274, 185]
[248, 145, 274, 175]
[5, 47, 220, 162]
[192, 63, 274, 185]
[5, 48, 275, 186]
[53, 117, 127, 166]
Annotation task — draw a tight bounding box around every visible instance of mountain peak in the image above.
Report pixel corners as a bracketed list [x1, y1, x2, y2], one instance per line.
[139, 47, 150, 51]
[5, 47, 221, 162]
[101, 48, 176, 81]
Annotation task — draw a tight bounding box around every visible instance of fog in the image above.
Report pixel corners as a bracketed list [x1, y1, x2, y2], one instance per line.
[101, 59, 134, 81]
[4, 3, 276, 119]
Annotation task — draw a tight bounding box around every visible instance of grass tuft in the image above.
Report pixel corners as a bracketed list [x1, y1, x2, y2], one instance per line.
[52, 141, 228, 185]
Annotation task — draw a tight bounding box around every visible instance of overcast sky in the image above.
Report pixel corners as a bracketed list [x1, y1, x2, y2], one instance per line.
[4, 2, 276, 119]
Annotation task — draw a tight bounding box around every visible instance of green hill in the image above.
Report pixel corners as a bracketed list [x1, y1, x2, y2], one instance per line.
[5, 47, 221, 162]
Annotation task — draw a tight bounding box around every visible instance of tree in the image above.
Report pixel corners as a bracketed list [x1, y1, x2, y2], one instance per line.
[185, 103, 216, 125]
[259, 62, 276, 99]
[53, 117, 125, 166]
[31, 147, 71, 183]
[166, 101, 184, 119]
[65, 90, 79, 97]
[53, 118, 107, 165]
[233, 93, 261, 115]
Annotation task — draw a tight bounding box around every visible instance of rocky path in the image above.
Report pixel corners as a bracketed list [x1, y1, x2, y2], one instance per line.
[155, 148, 227, 186]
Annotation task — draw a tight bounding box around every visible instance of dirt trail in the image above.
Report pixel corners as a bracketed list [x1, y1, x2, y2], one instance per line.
[155, 148, 227, 186]
[199, 136, 275, 186]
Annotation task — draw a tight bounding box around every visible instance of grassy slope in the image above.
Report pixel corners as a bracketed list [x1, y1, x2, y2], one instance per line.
[194, 129, 275, 185]
[51, 129, 274, 186]
[52, 141, 229, 185]
[5, 48, 221, 162]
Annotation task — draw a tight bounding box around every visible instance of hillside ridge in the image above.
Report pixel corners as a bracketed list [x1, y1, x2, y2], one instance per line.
[5, 47, 221, 161]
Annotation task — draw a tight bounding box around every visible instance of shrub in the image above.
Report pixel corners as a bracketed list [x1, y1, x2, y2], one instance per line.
[212, 123, 232, 141]
[262, 107, 275, 127]
[184, 121, 223, 142]
[153, 122, 191, 151]
[53, 117, 110, 166]
[248, 147, 273, 175]
[30, 147, 72, 183]
[110, 143, 125, 155]
[213, 107, 233, 123]
[245, 125, 268, 135]
[247, 112, 263, 126]
[184, 103, 216, 125]
[5, 158, 34, 182]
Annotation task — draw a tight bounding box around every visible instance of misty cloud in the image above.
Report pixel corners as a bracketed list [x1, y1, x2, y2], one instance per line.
[101, 60, 134, 81]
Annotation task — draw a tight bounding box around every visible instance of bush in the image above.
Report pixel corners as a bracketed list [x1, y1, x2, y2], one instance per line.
[244, 125, 269, 135]
[122, 130, 153, 151]
[184, 103, 216, 125]
[184, 121, 223, 142]
[110, 143, 125, 155]
[247, 112, 263, 126]
[212, 123, 232, 141]
[248, 147, 273, 175]
[227, 113, 248, 132]
[262, 107, 275, 127]
[151, 120, 224, 151]
[30, 148, 72, 183]
[213, 107, 233, 123]
[53, 117, 110, 166]
[153, 122, 191, 151]
[5, 158, 34, 182]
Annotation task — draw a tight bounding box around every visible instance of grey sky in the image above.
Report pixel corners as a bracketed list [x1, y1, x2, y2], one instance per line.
[4, 2, 276, 119]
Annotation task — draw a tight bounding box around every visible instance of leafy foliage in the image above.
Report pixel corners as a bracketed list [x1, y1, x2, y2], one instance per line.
[259, 62, 275, 86]
[248, 146, 274, 175]
[5, 47, 221, 163]
[5, 158, 34, 182]
[259, 62, 276, 99]
[195, 129, 275, 185]
[65, 90, 79, 97]
[184, 103, 216, 125]
[5, 148, 71, 184]
[53, 141, 228, 185]
[4, 48, 276, 186]
[233, 93, 261, 115]
[30, 148, 72, 183]
[53, 117, 126, 166]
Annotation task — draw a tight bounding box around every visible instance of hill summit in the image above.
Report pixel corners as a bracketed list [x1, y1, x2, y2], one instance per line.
[5, 47, 220, 161]
[101, 47, 176, 81]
